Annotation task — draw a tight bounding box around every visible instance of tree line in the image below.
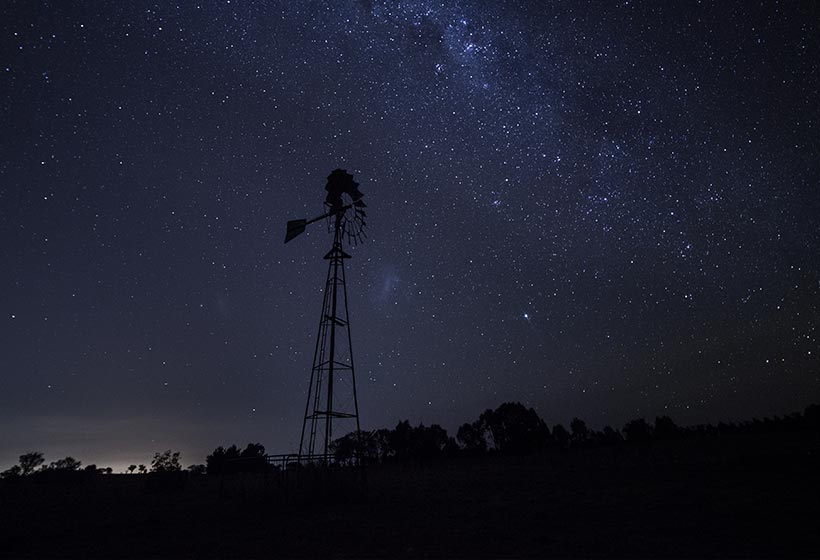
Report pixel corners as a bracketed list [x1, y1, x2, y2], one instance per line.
[4, 402, 818, 478]
[205, 401, 820, 472]
[327, 401, 820, 465]
[0, 449, 196, 480]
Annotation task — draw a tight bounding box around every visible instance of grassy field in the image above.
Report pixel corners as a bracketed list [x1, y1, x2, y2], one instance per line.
[1, 432, 818, 558]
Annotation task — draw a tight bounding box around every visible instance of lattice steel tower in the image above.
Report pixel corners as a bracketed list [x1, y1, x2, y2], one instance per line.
[284, 169, 367, 459]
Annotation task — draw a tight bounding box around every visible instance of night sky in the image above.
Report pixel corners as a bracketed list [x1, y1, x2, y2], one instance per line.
[2, 1, 819, 471]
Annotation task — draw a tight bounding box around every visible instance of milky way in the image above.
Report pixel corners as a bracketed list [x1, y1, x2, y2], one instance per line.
[1, 1, 818, 470]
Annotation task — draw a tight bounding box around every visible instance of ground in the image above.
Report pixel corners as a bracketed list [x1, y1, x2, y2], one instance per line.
[1, 432, 818, 558]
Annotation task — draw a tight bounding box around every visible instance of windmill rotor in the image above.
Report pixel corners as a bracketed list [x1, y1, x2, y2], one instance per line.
[284, 169, 367, 245]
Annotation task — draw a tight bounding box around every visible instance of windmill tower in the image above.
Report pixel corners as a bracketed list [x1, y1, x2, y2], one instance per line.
[284, 169, 367, 461]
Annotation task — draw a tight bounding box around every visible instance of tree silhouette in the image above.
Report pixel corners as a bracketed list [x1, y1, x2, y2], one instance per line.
[330, 432, 361, 464]
[206, 443, 266, 474]
[456, 421, 488, 454]
[552, 424, 570, 449]
[331, 429, 393, 463]
[357, 429, 392, 463]
[430, 424, 451, 456]
[597, 425, 624, 445]
[805, 404, 820, 430]
[477, 402, 550, 455]
[48, 457, 82, 471]
[654, 416, 680, 440]
[240, 443, 265, 459]
[205, 446, 230, 475]
[388, 420, 415, 461]
[386, 421, 451, 461]
[127, 465, 137, 474]
[570, 417, 590, 446]
[623, 418, 653, 442]
[239, 443, 267, 472]
[150, 451, 181, 473]
[138, 464, 146, 474]
[1, 465, 22, 479]
[416, 424, 449, 459]
[18, 452, 44, 475]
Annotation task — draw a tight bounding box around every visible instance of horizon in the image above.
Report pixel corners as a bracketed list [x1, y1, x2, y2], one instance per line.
[3, 399, 816, 474]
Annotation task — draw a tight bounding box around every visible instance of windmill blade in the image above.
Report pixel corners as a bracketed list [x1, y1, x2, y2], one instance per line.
[285, 219, 307, 243]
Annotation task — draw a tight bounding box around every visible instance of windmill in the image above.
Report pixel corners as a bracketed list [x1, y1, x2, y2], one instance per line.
[285, 169, 367, 461]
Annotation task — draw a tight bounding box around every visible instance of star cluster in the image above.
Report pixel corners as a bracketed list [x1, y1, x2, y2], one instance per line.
[1, 1, 818, 469]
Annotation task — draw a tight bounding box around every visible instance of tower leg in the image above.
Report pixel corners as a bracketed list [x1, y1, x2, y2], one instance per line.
[299, 216, 361, 462]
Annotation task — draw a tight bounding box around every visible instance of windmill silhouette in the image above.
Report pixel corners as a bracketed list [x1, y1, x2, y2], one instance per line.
[285, 169, 366, 461]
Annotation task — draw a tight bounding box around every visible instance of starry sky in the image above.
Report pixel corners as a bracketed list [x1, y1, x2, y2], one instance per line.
[2, 1, 819, 471]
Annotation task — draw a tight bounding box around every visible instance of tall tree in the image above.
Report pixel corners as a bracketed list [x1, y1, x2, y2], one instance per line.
[623, 418, 653, 442]
[18, 452, 44, 475]
[478, 402, 549, 455]
[570, 418, 590, 446]
[456, 422, 487, 454]
[552, 424, 570, 449]
[654, 416, 680, 439]
[150, 451, 182, 473]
